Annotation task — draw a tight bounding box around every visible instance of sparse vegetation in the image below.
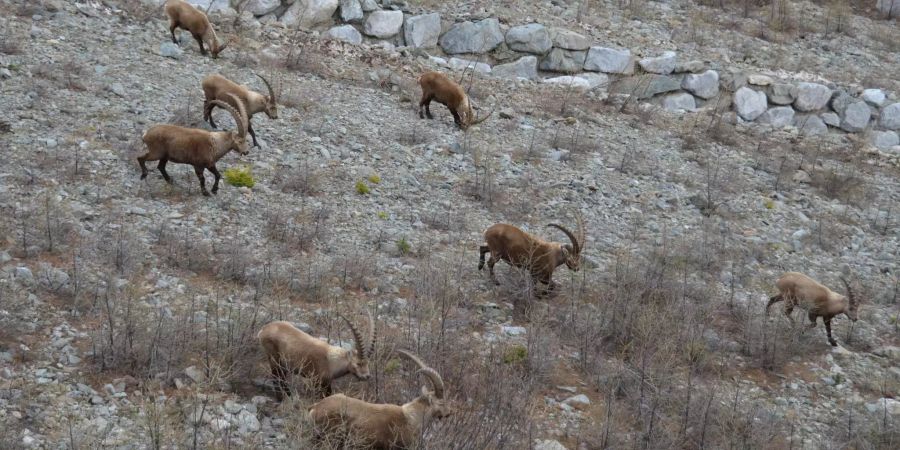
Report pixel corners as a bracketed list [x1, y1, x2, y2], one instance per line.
[354, 180, 370, 195]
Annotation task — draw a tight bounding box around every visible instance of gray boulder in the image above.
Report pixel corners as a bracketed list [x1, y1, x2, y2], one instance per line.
[539, 48, 587, 73]
[543, 76, 591, 90]
[245, 0, 281, 16]
[681, 70, 719, 99]
[610, 75, 683, 99]
[840, 101, 871, 132]
[185, 0, 230, 13]
[821, 112, 841, 127]
[872, 130, 900, 150]
[364, 10, 403, 38]
[549, 28, 590, 50]
[492, 56, 538, 80]
[881, 103, 900, 130]
[505, 24, 552, 54]
[798, 115, 828, 135]
[580, 72, 609, 89]
[281, 0, 340, 28]
[360, 0, 379, 12]
[339, 0, 363, 23]
[734, 87, 768, 121]
[584, 47, 632, 74]
[403, 13, 440, 48]
[758, 106, 795, 127]
[662, 92, 696, 112]
[439, 19, 504, 54]
[675, 60, 705, 73]
[639, 51, 676, 75]
[448, 57, 491, 74]
[768, 83, 796, 105]
[830, 91, 854, 115]
[534, 440, 568, 450]
[862, 89, 886, 107]
[160, 42, 183, 59]
[793, 82, 832, 111]
[323, 25, 362, 44]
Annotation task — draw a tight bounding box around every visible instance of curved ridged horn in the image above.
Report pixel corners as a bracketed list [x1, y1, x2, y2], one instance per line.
[224, 93, 247, 137]
[468, 100, 493, 126]
[398, 350, 444, 399]
[255, 73, 276, 103]
[547, 223, 580, 256]
[840, 277, 857, 307]
[337, 312, 366, 358]
[208, 98, 245, 137]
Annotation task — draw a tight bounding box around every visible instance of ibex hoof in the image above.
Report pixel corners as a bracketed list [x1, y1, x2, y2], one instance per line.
[202, 191, 211, 197]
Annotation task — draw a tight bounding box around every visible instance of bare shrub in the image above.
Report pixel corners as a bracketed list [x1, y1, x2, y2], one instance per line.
[0, 33, 23, 55]
[264, 205, 330, 253]
[273, 159, 322, 195]
[809, 164, 866, 205]
[32, 59, 89, 91]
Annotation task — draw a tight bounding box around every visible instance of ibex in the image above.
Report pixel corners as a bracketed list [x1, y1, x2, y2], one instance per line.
[479, 217, 585, 294]
[308, 350, 450, 449]
[766, 272, 860, 346]
[139, 93, 249, 196]
[164, 0, 228, 58]
[257, 310, 375, 398]
[418, 71, 492, 130]
[202, 73, 277, 148]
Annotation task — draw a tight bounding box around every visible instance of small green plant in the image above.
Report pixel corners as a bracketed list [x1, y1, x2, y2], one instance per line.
[377, 211, 388, 220]
[368, 174, 381, 184]
[355, 180, 370, 195]
[384, 358, 401, 374]
[223, 166, 255, 188]
[764, 199, 775, 210]
[396, 237, 411, 256]
[503, 345, 527, 364]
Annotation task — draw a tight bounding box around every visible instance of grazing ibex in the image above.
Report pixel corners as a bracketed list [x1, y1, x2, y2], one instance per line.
[766, 272, 860, 346]
[202, 73, 277, 148]
[164, 0, 228, 58]
[418, 71, 492, 130]
[258, 310, 375, 398]
[139, 93, 249, 196]
[308, 350, 450, 449]
[479, 217, 585, 294]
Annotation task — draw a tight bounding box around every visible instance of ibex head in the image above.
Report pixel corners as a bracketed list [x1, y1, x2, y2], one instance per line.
[460, 96, 492, 130]
[255, 73, 278, 119]
[398, 350, 451, 419]
[337, 309, 376, 381]
[548, 214, 585, 271]
[839, 277, 860, 322]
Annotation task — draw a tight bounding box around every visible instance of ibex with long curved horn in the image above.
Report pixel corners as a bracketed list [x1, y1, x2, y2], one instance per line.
[418, 71, 492, 130]
[164, 0, 229, 58]
[257, 310, 376, 398]
[766, 272, 860, 346]
[139, 93, 249, 196]
[479, 215, 586, 295]
[202, 73, 277, 147]
[308, 350, 451, 449]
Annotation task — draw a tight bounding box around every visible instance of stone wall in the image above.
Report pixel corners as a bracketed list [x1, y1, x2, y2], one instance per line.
[203, 0, 900, 153]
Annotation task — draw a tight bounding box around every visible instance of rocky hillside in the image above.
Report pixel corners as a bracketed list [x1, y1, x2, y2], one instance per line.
[0, 1, 898, 449]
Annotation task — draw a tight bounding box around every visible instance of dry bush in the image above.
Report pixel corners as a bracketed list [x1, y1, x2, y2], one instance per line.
[167, 93, 202, 128]
[264, 205, 330, 253]
[32, 60, 90, 91]
[0, 33, 23, 55]
[115, 0, 160, 23]
[273, 160, 323, 195]
[90, 281, 268, 385]
[153, 221, 216, 274]
[809, 164, 867, 205]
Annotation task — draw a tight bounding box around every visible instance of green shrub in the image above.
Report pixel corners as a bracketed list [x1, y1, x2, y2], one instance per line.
[377, 211, 388, 220]
[355, 180, 370, 195]
[368, 174, 381, 184]
[503, 345, 527, 364]
[396, 237, 411, 255]
[223, 166, 255, 188]
[384, 358, 401, 374]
